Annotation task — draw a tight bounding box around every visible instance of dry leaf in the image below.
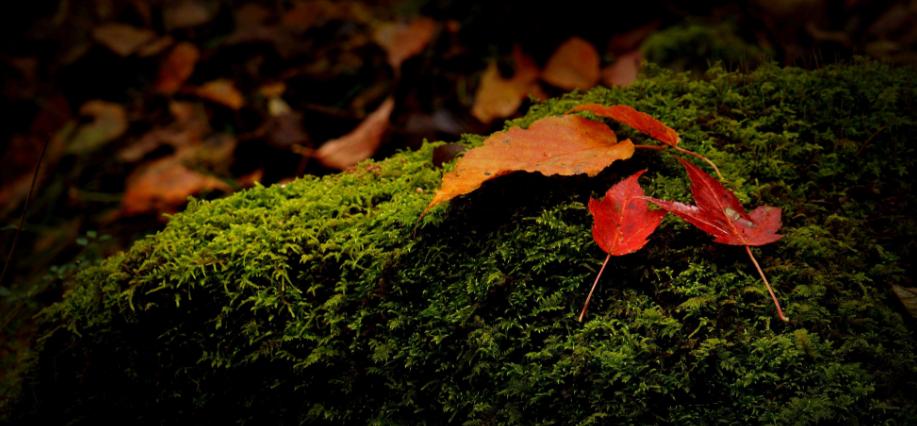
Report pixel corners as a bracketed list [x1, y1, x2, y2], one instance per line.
[601, 51, 641, 87]
[891, 285, 917, 319]
[542, 37, 600, 90]
[193, 79, 245, 110]
[281, 1, 370, 31]
[155, 42, 200, 95]
[471, 47, 541, 124]
[235, 3, 271, 30]
[91, 23, 156, 56]
[163, 0, 219, 30]
[258, 82, 286, 98]
[121, 155, 230, 216]
[237, 169, 264, 187]
[137, 36, 176, 57]
[424, 115, 634, 215]
[67, 100, 128, 154]
[118, 101, 209, 162]
[372, 17, 437, 70]
[607, 22, 659, 52]
[315, 97, 394, 169]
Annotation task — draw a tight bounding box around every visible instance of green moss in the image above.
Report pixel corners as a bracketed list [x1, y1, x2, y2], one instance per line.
[4, 61, 917, 424]
[641, 22, 773, 72]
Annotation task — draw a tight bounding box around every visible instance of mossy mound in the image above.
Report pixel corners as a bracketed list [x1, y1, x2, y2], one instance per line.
[5, 61, 917, 424]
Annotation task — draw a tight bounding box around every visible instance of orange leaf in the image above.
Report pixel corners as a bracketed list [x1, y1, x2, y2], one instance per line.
[91, 23, 156, 56]
[121, 155, 230, 216]
[281, 1, 370, 30]
[373, 17, 437, 70]
[156, 42, 199, 95]
[193, 79, 245, 110]
[542, 37, 600, 90]
[424, 115, 634, 215]
[571, 104, 679, 146]
[471, 47, 540, 124]
[315, 97, 394, 170]
[137, 36, 175, 57]
[67, 101, 128, 154]
[163, 0, 218, 30]
[601, 51, 641, 87]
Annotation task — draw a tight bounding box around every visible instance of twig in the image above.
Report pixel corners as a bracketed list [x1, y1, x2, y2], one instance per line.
[0, 135, 50, 287]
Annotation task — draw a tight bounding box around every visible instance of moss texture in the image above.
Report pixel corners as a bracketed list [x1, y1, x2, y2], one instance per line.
[642, 22, 772, 72]
[5, 61, 917, 424]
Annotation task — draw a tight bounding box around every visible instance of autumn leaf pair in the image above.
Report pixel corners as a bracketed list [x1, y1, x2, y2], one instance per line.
[583, 160, 787, 322]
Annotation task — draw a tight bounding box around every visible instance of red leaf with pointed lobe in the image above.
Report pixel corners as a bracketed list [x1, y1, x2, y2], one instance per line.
[650, 158, 782, 246]
[571, 104, 680, 146]
[589, 169, 665, 256]
[580, 170, 663, 321]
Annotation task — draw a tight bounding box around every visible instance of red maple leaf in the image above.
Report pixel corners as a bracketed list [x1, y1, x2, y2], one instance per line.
[649, 159, 782, 246]
[580, 170, 664, 321]
[650, 159, 788, 321]
[589, 169, 666, 255]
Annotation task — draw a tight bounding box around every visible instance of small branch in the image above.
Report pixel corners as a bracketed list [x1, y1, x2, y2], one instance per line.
[0, 133, 50, 287]
[673, 145, 724, 180]
[579, 253, 611, 322]
[744, 245, 789, 322]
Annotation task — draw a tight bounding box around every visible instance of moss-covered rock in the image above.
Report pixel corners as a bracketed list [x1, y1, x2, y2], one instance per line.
[5, 61, 917, 424]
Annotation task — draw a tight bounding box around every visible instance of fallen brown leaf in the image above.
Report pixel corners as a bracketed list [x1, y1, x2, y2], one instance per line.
[235, 3, 271, 30]
[601, 51, 641, 87]
[156, 42, 200, 95]
[192, 79, 245, 110]
[281, 1, 371, 31]
[424, 115, 634, 215]
[542, 37, 600, 90]
[471, 47, 541, 124]
[372, 17, 437, 70]
[67, 101, 128, 154]
[121, 155, 230, 216]
[315, 97, 394, 169]
[137, 35, 175, 57]
[163, 0, 219, 30]
[118, 101, 209, 162]
[258, 82, 287, 99]
[91, 23, 156, 56]
[607, 22, 659, 53]
[891, 285, 917, 319]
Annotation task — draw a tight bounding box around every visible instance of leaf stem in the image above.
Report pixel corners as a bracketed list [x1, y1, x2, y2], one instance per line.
[635, 144, 724, 181]
[744, 245, 789, 322]
[673, 145, 724, 180]
[579, 253, 611, 322]
[633, 144, 665, 151]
